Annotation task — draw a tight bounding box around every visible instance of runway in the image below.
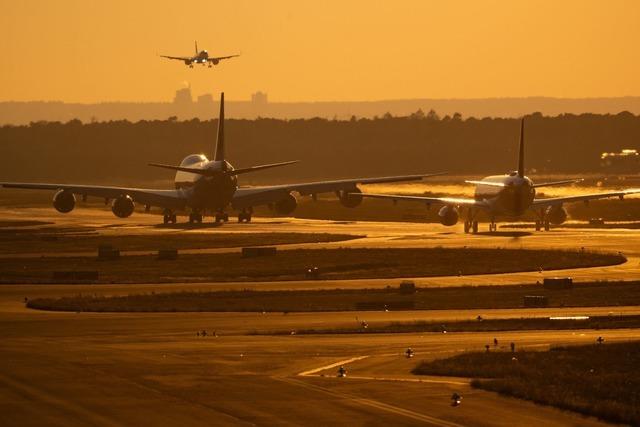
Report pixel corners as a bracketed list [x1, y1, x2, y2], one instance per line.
[1, 207, 640, 425]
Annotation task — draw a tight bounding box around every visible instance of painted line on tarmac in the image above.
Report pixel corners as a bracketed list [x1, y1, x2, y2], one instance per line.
[343, 374, 468, 386]
[298, 353, 467, 385]
[298, 356, 369, 376]
[276, 376, 465, 427]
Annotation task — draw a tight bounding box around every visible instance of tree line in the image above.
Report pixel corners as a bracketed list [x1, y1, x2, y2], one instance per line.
[0, 111, 638, 184]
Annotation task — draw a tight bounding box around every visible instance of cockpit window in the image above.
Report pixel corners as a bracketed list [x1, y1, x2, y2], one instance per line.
[180, 154, 208, 166]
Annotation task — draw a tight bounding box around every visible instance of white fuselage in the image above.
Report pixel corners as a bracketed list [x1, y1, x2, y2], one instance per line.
[473, 173, 535, 217]
[174, 154, 238, 210]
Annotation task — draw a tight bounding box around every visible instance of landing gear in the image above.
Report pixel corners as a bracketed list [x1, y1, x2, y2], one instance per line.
[214, 211, 229, 224]
[238, 209, 252, 223]
[489, 222, 497, 232]
[463, 220, 479, 234]
[464, 209, 479, 234]
[188, 211, 203, 224]
[535, 208, 551, 232]
[163, 209, 177, 224]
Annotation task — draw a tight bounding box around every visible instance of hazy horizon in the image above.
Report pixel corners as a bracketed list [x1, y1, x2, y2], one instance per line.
[2, 0, 640, 103]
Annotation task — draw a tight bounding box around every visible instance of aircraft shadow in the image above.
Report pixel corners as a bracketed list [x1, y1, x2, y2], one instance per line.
[153, 222, 226, 230]
[475, 231, 532, 237]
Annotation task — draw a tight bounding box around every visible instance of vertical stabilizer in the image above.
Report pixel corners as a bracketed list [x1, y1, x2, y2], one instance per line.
[517, 118, 525, 177]
[214, 92, 225, 161]
[195, 41, 198, 55]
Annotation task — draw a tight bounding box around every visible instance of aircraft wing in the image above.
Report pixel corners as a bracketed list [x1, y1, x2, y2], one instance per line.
[231, 173, 445, 209]
[0, 182, 188, 210]
[160, 55, 192, 61]
[356, 193, 489, 208]
[208, 55, 240, 62]
[531, 188, 640, 209]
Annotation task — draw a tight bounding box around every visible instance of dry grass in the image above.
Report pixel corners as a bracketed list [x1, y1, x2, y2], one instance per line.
[413, 341, 640, 426]
[2, 247, 624, 284]
[26, 280, 640, 313]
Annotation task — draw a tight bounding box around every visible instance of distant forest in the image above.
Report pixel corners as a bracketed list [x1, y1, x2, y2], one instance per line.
[0, 111, 638, 184]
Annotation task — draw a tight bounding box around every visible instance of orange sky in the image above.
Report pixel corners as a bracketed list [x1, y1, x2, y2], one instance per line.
[1, 0, 639, 103]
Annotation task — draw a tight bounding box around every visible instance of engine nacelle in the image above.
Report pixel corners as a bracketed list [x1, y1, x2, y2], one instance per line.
[184, 59, 192, 65]
[546, 205, 568, 225]
[111, 195, 135, 218]
[338, 187, 363, 208]
[53, 189, 76, 213]
[274, 193, 297, 215]
[438, 205, 459, 226]
[211, 58, 219, 65]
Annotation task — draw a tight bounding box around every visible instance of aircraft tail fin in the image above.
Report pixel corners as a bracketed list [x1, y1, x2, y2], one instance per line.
[214, 92, 225, 161]
[517, 118, 525, 178]
[195, 41, 198, 55]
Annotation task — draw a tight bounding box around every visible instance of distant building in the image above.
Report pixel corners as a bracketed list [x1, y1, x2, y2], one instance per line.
[173, 86, 193, 106]
[601, 149, 640, 173]
[251, 91, 268, 106]
[197, 94, 214, 105]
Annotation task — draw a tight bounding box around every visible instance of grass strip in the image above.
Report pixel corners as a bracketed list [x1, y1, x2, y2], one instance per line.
[413, 341, 640, 426]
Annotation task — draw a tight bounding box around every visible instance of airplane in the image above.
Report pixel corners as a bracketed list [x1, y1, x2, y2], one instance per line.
[0, 93, 444, 225]
[356, 119, 640, 233]
[160, 41, 239, 68]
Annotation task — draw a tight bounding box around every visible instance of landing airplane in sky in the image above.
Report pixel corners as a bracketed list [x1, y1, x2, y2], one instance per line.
[357, 119, 640, 233]
[1, 93, 443, 224]
[160, 41, 239, 68]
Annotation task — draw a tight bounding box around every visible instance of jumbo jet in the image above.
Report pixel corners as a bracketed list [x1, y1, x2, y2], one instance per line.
[1, 93, 442, 224]
[357, 119, 640, 233]
[160, 41, 239, 68]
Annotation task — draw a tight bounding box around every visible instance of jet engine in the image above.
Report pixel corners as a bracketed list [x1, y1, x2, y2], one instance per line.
[438, 205, 459, 226]
[184, 59, 192, 66]
[211, 58, 219, 65]
[274, 193, 297, 215]
[338, 187, 363, 208]
[546, 205, 568, 225]
[53, 189, 76, 213]
[111, 195, 135, 218]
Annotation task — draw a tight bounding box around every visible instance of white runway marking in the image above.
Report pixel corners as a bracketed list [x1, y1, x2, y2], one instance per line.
[298, 356, 369, 376]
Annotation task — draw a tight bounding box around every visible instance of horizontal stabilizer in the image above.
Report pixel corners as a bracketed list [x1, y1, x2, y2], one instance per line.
[533, 179, 583, 188]
[229, 160, 299, 175]
[148, 163, 216, 176]
[148, 160, 298, 176]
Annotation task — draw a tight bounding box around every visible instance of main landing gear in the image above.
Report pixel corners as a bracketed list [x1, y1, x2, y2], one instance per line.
[488, 222, 498, 232]
[214, 211, 229, 224]
[188, 211, 203, 224]
[463, 220, 479, 234]
[238, 209, 252, 223]
[534, 208, 551, 231]
[163, 209, 177, 224]
[535, 219, 551, 231]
